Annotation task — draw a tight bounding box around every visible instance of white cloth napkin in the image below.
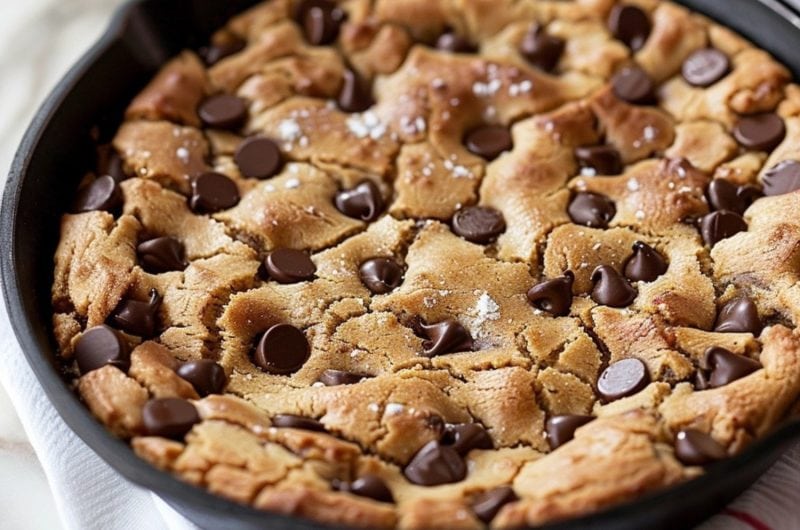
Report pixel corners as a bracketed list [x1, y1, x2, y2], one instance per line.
[0, 296, 799, 530]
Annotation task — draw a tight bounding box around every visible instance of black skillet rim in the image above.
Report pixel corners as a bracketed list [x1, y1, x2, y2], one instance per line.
[2, 1, 800, 529]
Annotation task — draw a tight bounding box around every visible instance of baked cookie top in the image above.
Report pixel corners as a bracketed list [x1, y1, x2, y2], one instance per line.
[53, 0, 800, 528]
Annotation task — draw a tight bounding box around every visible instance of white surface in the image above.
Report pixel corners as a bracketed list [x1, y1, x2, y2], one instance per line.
[0, 1, 798, 530]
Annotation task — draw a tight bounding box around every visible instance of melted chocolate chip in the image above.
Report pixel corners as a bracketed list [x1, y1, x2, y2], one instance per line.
[234, 137, 283, 179]
[296, 0, 346, 45]
[74, 325, 130, 375]
[611, 66, 656, 105]
[109, 289, 161, 338]
[623, 241, 667, 282]
[591, 265, 637, 307]
[264, 249, 316, 283]
[442, 423, 493, 455]
[699, 210, 747, 247]
[527, 271, 574, 317]
[420, 320, 474, 357]
[464, 126, 513, 160]
[733, 113, 786, 152]
[272, 414, 326, 432]
[73, 175, 123, 213]
[714, 298, 762, 335]
[707, 179, 761, 214]
[137, 236, 187, 273]
[705, 347, 761, 388]
[451, 206, 506, 244]
[338, 69, 373, 113]
[176, 359, 227, 396]
[574, 145, 623, 176]
[335, 180, 384, 221]
[608, 4, 651, 51]
[142, 398, 200, 439]
[254, 324, 310, 374]
[190, 172, 240, 213]
[674, 429, 727, 466]
[519, 25, 564, 72]
[597, 358, 650, 401]
[318, 369, 370, 386]
[567, 192, 616, 228]
[436, 32, 477, 53]
[335, 475, 394, 503]
[197, 94, 248, 130]
[762, 159, 800, 196]
[200, 33, 246, 66]
[546, 415, 595, 449]
[471, 487, 519, 524]
[682, 48, 730, 87]
[404, 441, 466, 486]
[359, 258, 403, 294]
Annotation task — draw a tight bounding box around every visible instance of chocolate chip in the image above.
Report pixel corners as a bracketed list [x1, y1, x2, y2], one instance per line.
[707, 179, 761, 214]
[73, 175, 123, 213]
[597, 358, 650, 401]
[611, 66, 655, 105]
[608, 4, 651, 51]
[200, 33, 246, 66]
[624, 241, 667, 282]
[464, 126, 513, 160]
[99, 150, 127, 183]
[335, 474, 394, 503]
[674, 429, 727, 466]
[74, 325, 130, 375]
[762, 159, 800, 196]
[264, 249, 317, 284]
[436, 32, 477, 53]
[359, 258, 403, 294]
[574, 145, 623, 176]
[471, 487, 518, 524]
[318, 369, 370, 386]
[682, 48, 730, 87]
[527, 271, 574, 317]
[137, 236, 187, 273]
[176, 359, 227, 396]
[714, 298, 762, 335]
[335, 180, 383, 221]
[272, 414, 326, 432]
[591, 265, 637, 307]
[142, 398, 200, 439]
[705, 347, 761, 388]
[197, 94, 248, 130]
[254, 324, 310, 374]
[234, 137, 283, 179]
[567, 192, 616, 228]
[297, 0, 346, 45]
[733, 113, 786, 152]
[108, 289, 161, 338]
[442, 423, 493, 455]
[404, 441, 466, 486]
[419, 320, 474, 357]
[190, 172, 240, 213]
[338, 69, 373, 113]
[546, 415, 595, 449]
[451, 206, 506, 244]
[699, 210, 747, 247]
[519, 25, 564, 72]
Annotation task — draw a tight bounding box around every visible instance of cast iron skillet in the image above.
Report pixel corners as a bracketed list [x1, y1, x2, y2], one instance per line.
[2, 1, 800, 528]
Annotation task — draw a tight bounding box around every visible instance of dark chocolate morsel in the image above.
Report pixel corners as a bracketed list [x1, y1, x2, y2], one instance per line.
[591, 265, 637, 307]
[546, 415, 595, 449]
[254, 324, 310, 374]
[567, 192, 616, 228]
[109, 289, 161, 338]
[176, 359, 227, 396]
[608, 4, 651, 51]
[234, 137, 283, 179]
[338, 69, 373, 113]
[335, 180, 384, 222]
[442, 423, 493, 455]
[611, 66, 655, 105]
[674, 429, 727, 466]
[318, 369, 370, 386]
[420, 320, 474, 357]
[74, 325, 130, 375]
[190, 172, 240, 213]
[403, 441, 466, 486]
[264, 249, 317, 283]
[200, 33, 246, 66]
[451, 206, 506, 244]
[597, 358, 650, 401]
[527, 271, 574, 317]
[623, 241, 667, 282]
[762, 159, 800, 196]
[519, 25, 565, 72]
[137, 236, 187, 273]
[272, 414, 326, 432]
[142, 398, 200, 439]
[732, 113, 786, 152]
[714, 298, 762, 335]
[297, 0, 346, 45]
[471, 487, 519, 524]
[359, 258, 403, 294]
[706, 179, 759, 215]
[436, 32, 477, 54]
[705, 347, 762, 388]
[682, 48, 730, 87]
[699, 210, 747, 247]
[574, 145, 623, 176]
[197, 94, 248, 130]
[73, 175, 123, 213]
[464, 126, 513, 160]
